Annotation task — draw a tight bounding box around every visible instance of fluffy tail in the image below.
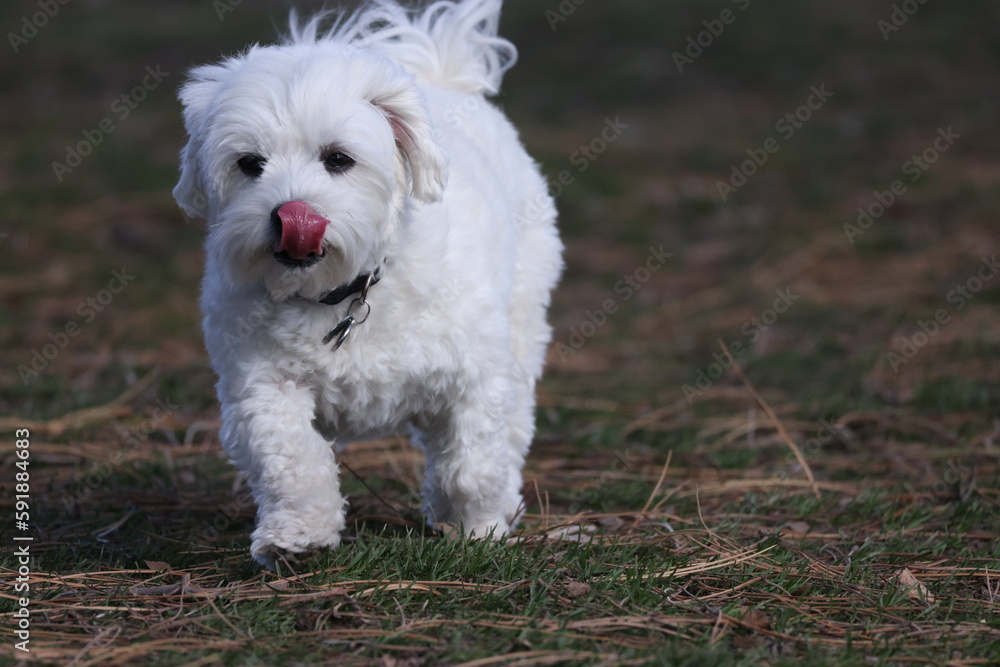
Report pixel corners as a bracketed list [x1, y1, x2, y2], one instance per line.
[288, 0, 517, 95]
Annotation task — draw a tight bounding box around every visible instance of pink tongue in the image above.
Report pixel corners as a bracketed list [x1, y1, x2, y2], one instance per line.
[275, 201, 330, 260]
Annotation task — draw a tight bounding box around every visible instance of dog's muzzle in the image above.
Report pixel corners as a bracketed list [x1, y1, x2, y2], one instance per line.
[271, 201, 329, 268]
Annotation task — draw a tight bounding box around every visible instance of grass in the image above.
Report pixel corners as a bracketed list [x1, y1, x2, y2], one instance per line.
[2, 0, 1000, 665]
[3, 380, 996, 665]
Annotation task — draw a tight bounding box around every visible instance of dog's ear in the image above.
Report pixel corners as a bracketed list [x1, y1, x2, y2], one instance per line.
[173, 64, 230, 220]
[369, 81, 448, 203]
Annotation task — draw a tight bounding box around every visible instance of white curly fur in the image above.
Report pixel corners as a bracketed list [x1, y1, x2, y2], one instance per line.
[174, 0, 562, 569]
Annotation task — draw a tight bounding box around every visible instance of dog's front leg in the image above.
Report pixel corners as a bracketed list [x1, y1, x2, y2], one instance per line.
[219, 376, 346, 569]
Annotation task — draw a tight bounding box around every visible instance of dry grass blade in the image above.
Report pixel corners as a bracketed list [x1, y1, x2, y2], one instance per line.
[623, 544, 778, 582]
[897, 568, 937, 605]
[176, 654, 226, 667]
[0, 368, 158, 435]
[716, 339, 820, 500]
[619, 398, 691, 439]
[641, 451, 673, 514]
[455, 650, 621, 667]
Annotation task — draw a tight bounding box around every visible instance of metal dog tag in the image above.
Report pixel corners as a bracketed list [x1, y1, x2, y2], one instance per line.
[323, 316, 354, 349]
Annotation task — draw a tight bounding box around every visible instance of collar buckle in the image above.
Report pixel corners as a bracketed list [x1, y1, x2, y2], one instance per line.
[320, 265, 382, 350]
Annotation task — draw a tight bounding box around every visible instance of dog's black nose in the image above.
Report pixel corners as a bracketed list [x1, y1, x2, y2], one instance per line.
[274, 251, 323, 269]
[270, 204, 284, 237]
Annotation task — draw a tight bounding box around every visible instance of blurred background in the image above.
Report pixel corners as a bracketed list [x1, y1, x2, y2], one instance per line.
[2, 0, 998, 510]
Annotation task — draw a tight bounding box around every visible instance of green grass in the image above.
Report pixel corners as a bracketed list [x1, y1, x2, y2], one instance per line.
[4, 392, 997, 665]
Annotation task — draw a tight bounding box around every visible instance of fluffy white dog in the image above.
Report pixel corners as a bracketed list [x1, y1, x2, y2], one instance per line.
[173, 0, 562, 569]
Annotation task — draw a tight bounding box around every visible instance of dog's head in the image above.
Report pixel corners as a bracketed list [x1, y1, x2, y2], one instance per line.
[174, 42, 447, 299]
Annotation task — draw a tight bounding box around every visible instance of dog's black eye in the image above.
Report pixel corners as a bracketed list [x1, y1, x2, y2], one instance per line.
[323, 151, 355, 174]
[237, 154, 266, 178]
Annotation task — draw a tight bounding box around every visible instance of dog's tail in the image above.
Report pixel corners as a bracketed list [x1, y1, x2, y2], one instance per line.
[288, 1, 516, 96]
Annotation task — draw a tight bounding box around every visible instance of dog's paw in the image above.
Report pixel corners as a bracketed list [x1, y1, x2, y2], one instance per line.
[455, 517, 514, 541]
[250, 509, 345, 571]
[252, 543, 328, 572]
[469, 521, 513, 540]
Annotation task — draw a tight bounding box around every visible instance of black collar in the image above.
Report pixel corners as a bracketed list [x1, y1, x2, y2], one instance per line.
[317, 267, 382, 306]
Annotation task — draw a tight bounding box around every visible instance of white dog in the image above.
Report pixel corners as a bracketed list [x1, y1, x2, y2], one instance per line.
[173, 0, 562, 569]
